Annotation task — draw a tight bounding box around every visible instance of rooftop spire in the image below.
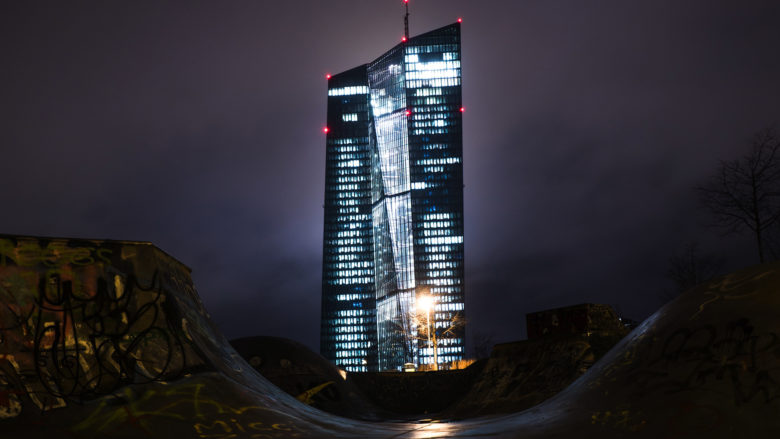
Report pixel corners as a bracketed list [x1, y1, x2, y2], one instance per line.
[403, 0, 409, 40]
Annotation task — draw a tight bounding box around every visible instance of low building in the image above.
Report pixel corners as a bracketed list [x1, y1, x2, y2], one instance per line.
[526, 303, 627, 339]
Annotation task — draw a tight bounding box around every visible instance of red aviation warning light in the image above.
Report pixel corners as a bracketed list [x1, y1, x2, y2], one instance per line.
[401, 36, 407, 42]
[460, 107, 465, 112]
[405, 110, 412, 116]
[325, 74, 331, 80]
[323, 127, 329, 133]
[457, 18, 463, 23]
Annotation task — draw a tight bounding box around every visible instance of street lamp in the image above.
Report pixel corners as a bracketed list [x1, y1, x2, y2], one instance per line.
[416, 294, 438, 371]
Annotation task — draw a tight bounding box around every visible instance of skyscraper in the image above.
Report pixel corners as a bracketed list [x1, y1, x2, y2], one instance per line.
[321, 22, 464, 372]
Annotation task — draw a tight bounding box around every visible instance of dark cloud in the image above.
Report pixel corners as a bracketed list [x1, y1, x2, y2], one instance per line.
[1, 1, 778, 351]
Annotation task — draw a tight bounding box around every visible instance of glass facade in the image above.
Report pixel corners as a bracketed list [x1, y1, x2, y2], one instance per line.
[321, 65, 377, 372]
[322, 23, 464, 372]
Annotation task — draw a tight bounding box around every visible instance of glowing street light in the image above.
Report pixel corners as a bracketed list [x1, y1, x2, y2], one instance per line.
[416, 294, 438, 371]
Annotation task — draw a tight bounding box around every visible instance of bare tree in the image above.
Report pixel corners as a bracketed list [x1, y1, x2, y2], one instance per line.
[412, 305, 465, 368]
[382, 297, 466, 368]
[471, 332, 495, 359]
[697, 128, 780, 263]
[666, 242, 724, 296]
[387, 299, 465, 369]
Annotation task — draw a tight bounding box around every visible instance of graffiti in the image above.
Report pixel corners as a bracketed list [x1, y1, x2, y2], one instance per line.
[8, 270, 190, 399]
[580, 324, 649, 394]
[690, 270, 775, 320]
[0, 237, 207, 417]
[73, 383, 301, 438]
[295, 381, 334, 405]
[0, 352, 66, 413]
[631, 318, 780, 406]
[0, 239, 112, 268]
[0, 369, 23, 419]
[591, 406, 646, 432]
[193, 420, 294, 439]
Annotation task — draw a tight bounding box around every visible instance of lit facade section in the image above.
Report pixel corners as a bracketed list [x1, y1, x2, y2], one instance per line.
[322, 23, 464, 372]
[321, 66, 377, 372]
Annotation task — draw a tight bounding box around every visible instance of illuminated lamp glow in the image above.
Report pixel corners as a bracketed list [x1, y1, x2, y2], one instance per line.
[325, 74, 331, 79]
[401, 36, 407, 42]
[416, 295, 434, 313]
[323, 127, 329, 133]
[460, 107, 465, 112]
[457, 18, 462, 23]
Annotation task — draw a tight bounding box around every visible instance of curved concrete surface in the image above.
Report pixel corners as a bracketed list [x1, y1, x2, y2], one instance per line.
[1, 235, 779, 438]
[230, 336, 393, 421]
[442, 332, 621, 418]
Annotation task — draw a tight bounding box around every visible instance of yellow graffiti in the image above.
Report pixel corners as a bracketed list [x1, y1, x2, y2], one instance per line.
[193, 419, 294, 438]
[591, 408, 646, 431]
[73, 383, 299, 437]
[295, 381, 334, 405]
[0, 354, 67, 412]
[0, 239, 112, 268]
[691, 270, 774, 320]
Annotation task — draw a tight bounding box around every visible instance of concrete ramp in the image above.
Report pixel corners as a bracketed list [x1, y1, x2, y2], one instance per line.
[0, 236, 396, 437]
[1, 234, 779, 438]
[450, 259, 780, 438]
[230, 336, 394, 421]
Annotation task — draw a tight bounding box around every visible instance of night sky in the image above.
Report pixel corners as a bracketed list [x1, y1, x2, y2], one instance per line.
[2, 1, 779, 353]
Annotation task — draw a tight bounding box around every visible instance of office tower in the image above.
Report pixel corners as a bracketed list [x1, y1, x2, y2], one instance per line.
[321, 22, 464, 372]
[321, 65, 377, 372]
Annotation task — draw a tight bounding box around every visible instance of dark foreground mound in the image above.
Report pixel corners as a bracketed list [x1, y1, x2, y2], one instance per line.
[443, 331, 625, 418]
[1, 234, 779, 438]
[230, 336, 390, 421]
[231, 336, 484, 418]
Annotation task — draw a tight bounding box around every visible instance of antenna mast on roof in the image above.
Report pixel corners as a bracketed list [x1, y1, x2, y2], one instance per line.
[403, 0, 410, 40]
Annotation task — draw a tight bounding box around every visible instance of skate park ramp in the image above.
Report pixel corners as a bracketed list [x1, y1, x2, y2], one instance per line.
[442, 334, 621, 418]
[442, 303, 630, 418]
[229, 336, 393, 421]
[1, 234, 780, 438]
